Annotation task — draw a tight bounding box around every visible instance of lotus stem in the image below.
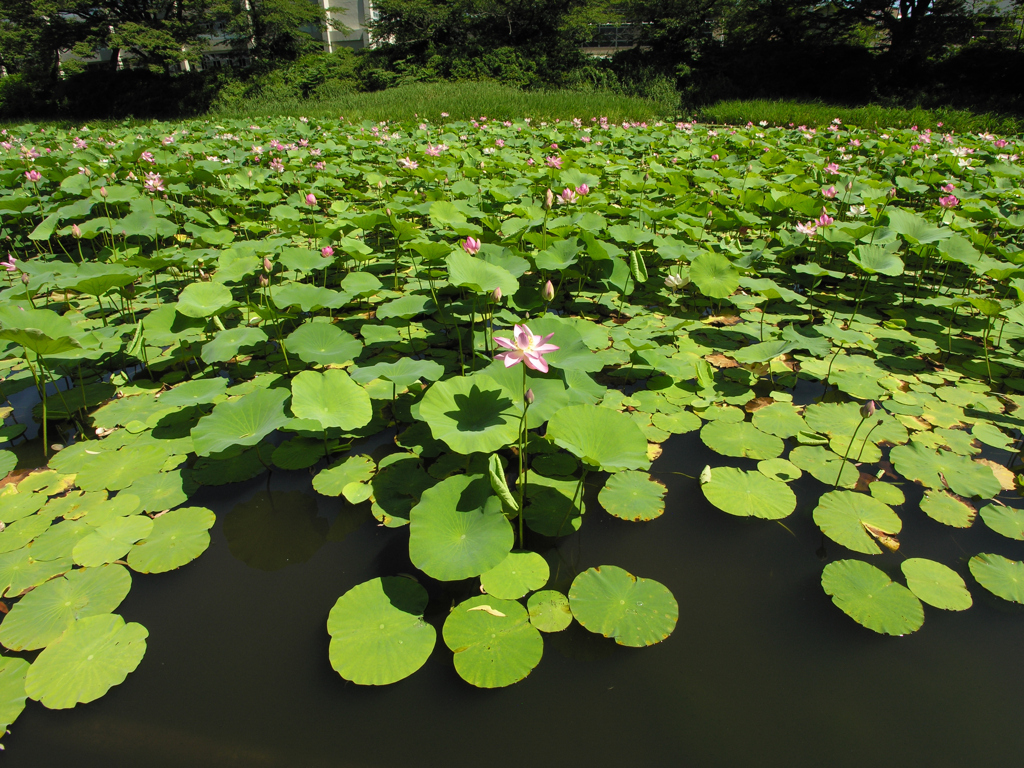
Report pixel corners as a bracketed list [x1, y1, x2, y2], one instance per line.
[834, 413, 869, 489]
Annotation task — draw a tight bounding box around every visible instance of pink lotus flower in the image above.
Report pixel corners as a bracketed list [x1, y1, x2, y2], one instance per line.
[140, 151, 155, 164]
[24, 170, 41, 182]
[941, 183, 955, 193]
[939, 195, 959, 209]
[995, 139, 1008, 149]
[398, 157, 418, 170]
[269, 159, 284, 173]
[526, 158, 535, 166]
[816, 208, 834, 227]
[2, 254, 16, 272]
[558, 188, 577, 205]
[71, 224, 81, 238]
[494, 324, 559, 373]
[321, 246, 334, 258]
[426, 145, 441, 156]
[144, 172, 165, 193]
[711, 154, 719, 161]
[463, 237, 481, 255]
[305, 193, 317, 206]
[545, 156, 562, 169]
[542, 280, 555, 302]
[314, 161, 325, 170]
[824, 162, 840, 175]
[576, 184, 590, 196]
[495, 139, 505, 148]
[823, 186, 837, 198]
[796, 222, 818, 236]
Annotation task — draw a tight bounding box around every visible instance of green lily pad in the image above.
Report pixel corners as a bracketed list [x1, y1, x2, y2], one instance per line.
[191, 445, 270, 486]
[531, 452, 579, 477]
[0, 514, 53, 554]
[286, 322, 363, 366]
[701, 466, 796, 519]
[690, 251, 739, 299]
[73, 515, 155, 568]
[598, 471, 666, 521]
[700, 420, 784, 460]
[351, 357, 445, 390]
[523, 474, 585, 537]
[26, 519, 93, 560]
[890, 441, 1001, 498]
[919, 489, 976, 527]
[175, 281, 233, 318]
[443, 595, 543, 688]
[127, 506, 215, 573]
[191, 387, 291, 456]
[223, 491, 326, 571]
[125, 470, 194, 512]
[327, 577, 435, 686]
[0, 451, 15, 479]
[480, 551, 549, 600]
[971, 422, 1013, 450]
[271, 437, 326, 470]
[751, 403, 808, 438]
[979, 504, 1024, 540]
[200, 326, 267, 364]
[25, 613, 148, 709]
[869, 482, 905, 506]
[0, 564, 132, 651]
[74, 444, 169, 493]
[527, 590, 573, 633]
[568, 565, 677, 647]
[313, 455, 376, 503]
[821, 559, 924, 636]
[417, 374, 519, 455]
[969, 553, 1024, 604]
[0, 656, 29, 733]
[290, 369, 372, 431]
[757, 458, 802, 483]
[651, 410, 701, 434]
[788, 445, 859, 488]
[408, 474, 513, 581]
[901, 558, 972, 611]
[812, 491, 902, 555]
[547, 404, 649, 472]
[0, 551, 73, 598]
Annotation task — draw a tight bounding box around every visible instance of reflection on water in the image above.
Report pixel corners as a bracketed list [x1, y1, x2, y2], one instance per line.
[223, 490, 327, 571]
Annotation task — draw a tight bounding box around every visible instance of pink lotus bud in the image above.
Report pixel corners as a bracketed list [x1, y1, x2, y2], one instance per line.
[823, 186, 837, 198]
[492, 287, 502, 301]
[860, 400, 876, 419]
[100, 186, 108, 198]
[888, 187, 897, 198]
[305, 193, 317, 206]
[258, 274, 269, 287]
[846, 181, 853, 192]
[321, 246, 334, 258]
[462, 237, 481, 255]
[525, 389, 535, 404]
[542, 280, 555, 302]
[263, 257, 273, 273]
[576, 184, 590, 196]
[545, 189, 554, 210]
[71, 224, 81, 238]
[21, 272, 30, 285]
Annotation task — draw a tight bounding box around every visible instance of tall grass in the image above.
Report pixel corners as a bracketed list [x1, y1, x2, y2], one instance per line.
[697, 99, 1022, 134]
[210, 81, 678, 123]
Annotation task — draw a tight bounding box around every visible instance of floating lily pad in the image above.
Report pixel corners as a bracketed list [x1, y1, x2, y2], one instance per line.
[700, 420, 784, 460]
[568, 565, 677, 647]
[901, 558, 972, 611]
[74, 444, 169, 492]
[351, 357, 445, 390]
[443, 595, 543, 688]
[651, 410, 701, 434]
[125, 470, 194, 512]
[971, 422, 1013, 450]
[223, 491, 326, 571]
[417, 374, 519, 455]
[788, 445, 859, 488]
[0, 514, 53, 555]
[73, 515, 155, 568]
[327, 577, 435, 686]
[0, 656, 29, 733]
[201, 326, 267, 364]
[313, 455, 376, 503]
[175, 281, 233, 318]
[979, 504, 1024, 540]
[919, 489, 976, 528]
[191, 387, 291, 456]
[598, 471, 666, 521]
[408, 474, 513, 581]
[969, 553, 1024, 604]
[25, 613, 148, 709]
[527, 590, 573, 633]
[701, 466, 796, 519]
[286, 322, 363, 366]
[757, 458, 802, 483]
[869, 482, 905, 506]
[0, 551, 72, 598]
[480, 551, 549, 599]
[821, 559, 924, 636]
[127, 506, 214, 573]
[890, 441, 1002, 498]
[158, 377, 228, 407]
[751, 402, 808, 438]
[813, 491, 902, 555]
[0, 564, 132, 651]
[547, 404, 649, 472]
[290, 369, 372, 431]
[26, 519, 93, 561]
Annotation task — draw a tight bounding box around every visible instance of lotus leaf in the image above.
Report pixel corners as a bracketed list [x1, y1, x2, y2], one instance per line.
[313, 454, 376, 502]
[969, 554, 1024, 604]
[869, 482, 905, 506]
[191, 387, 290, 456]
[0, 552, 72, 598]
[788, 446, 860, 488]
[443, 595, 543, 688]
[290, 369, 372, 431]
[821, 559, 924, 635]
[701, 466, 796, 518]
[158, 377, 228, 408]
[127, 506, 214, 573]
[417, 374, 519, 455]
[890, 442, 1001, 498]
[175, 281, 233, 318]
[286, 322, 363, 366]
[125, 470, 194, 512]
[901, 558, 972, 611]
[919, 489, 976, 528]
[201, 326, 267, 364]
[0, 656, 28, 733]
[523, 474, 585, 537]
[480, 551, 549, 600]
[979, 504, 1024, 540]
[598, 471, 666, 521]
[751, 402, 808, 438]
[547, 404, 649, 472]
[568, 565, 677, 647]
[700, 420, 784, 460]
[271, 437, 326, 470]
[351, 357, 445, 390]
[813, 491, 902, 555]
[757, 458, 802, 483]
[527, 590, 573, 633]
[690, 252, 739, 299]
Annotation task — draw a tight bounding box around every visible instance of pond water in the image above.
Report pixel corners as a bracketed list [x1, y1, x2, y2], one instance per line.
[4, 430, 1023, 768]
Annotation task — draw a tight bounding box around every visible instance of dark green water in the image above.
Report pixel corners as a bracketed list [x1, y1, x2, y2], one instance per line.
[4, 431, 1024, 768]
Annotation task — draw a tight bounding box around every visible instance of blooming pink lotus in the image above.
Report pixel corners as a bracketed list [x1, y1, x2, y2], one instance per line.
[939, 195, 959, 209]
[463, 237, 481, 255]
[494, 324, 559, 373]
[816, 208, 834, 227]
[425, 145, 441, 157]
[2, 254, 16, 272]
[822, 186, 837, 198]
[941, 183, 955, 193]
[398, 157, 418, 170]
[545, 156, 562, 169]
[24, 170, 41, 182]
[321, 246, 334, 258]
[824, 162, 840, 175]
[558, 188, 577, 205]
[796, 222, 818, 236]
[144, 172, 164, 193]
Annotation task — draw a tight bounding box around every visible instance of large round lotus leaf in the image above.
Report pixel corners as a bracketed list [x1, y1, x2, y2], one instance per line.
[480, 551, 549, 600]
[972, 422, 1013, 450]
[271, 437, 326, 470]
[849, 244, 904, 276]
[313, 455, 376, 503]
[26, 519, 92, 561]
[1, 487, 49, 524]
[527, 590, 573, 633]
[0, 656, 29, 731]
[690, 251, 739, 299]
[803, 402, 907, 444]
[200, 326, 267, 364]
[919, 489, 976, 528]
[417, 374, 519, 455]
[598, 471, 666, 521]
[969, 553, 1024, 604]
[523, 474, 585, 537]
[979, 504, 1024, 540]
[73, 515, 154, 568]
[0, 450, 15, 479]
[125, 470, 194, 513]
[788, 445, 859, 488]
[290, 369, 372, 431]
[0, 564, 132, 651]
[651, 410, 701, 434]
[375, 293, 435, 321]
[175, 281, 233, 318]
[701, 467, 796, 519]
[443, 595, 543, 688]
[0, 515, 53, 555]
[751, 403, 808, 438]
[568, 565, 677, 647]
[158, 377, 229, 408]
[828, 434, 882, 464]
[327, 577, 435, 686]
[0, 551, 72, 598]
[190, 387, 291, 456]
[74, 444, 168, 492]
[25, 613, 147, 710]
[447, 250, 519, 296]
[821, 559, 924, 636]
[271, 284, 348, 312]
[869, 482, 905, 506]
[901, 558, 972, 611]
[408, 474, 513, 581]
[0, 306, 81, 356]
[127, 506, 214, 573]
[812, 491, 902, 555]
[890, 442, 1001, 498]
[700, 420, 784, 460]
[547, 404, 649, 472]
[223, 490, 326, 571]
[342, 271, 382, 297]
[351, 357, 445, 390]
[286, 322, 362, 366]
[757, 458, 802, 483]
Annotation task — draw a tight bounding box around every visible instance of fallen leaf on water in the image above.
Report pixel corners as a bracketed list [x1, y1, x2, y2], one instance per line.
[862, 523, 900, 552]
[975, 458, 1016, 491]
[467, 605, 506, 617]
[705, 353, 739, 368]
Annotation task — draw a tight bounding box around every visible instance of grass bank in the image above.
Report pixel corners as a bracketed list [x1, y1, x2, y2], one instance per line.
[697, 99, 1022, 134]
[210, 81, 677, 123]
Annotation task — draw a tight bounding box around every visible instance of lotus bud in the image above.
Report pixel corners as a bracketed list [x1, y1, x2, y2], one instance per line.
[258, 274, 269, 287]
[492, 286, 502, 302]
[888, 187, 897, 198]
[665, 273, 685, 291]
[99, 186, 108, 198]
[544, 188, 554, 210]
[305, 193, 317, 206]
[462, 237, 481, 255]
[525, 389, 535, 405]
[263, 257, 273, 273]
[71, 224, 81, 239]
[21, 272, 29, 285]
[846, 180, 853, 192]
[321, 246, 334, 258]
[860, 400, 876, 419]
[542, 280, 555, 302]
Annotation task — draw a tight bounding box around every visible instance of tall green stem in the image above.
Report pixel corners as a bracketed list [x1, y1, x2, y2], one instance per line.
[834, 414, 868, 488]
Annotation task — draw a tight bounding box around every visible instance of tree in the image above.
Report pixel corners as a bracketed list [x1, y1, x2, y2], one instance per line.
[836, 0, 978, 59]
[218, 0, 330, 63]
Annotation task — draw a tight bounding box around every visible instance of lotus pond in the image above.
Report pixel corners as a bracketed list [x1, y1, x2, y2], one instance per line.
[0, 114, 1022, 762]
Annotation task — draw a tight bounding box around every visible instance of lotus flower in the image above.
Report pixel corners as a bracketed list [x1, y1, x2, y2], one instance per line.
[823, 186, 837, 198]
[2, 254, 16, 272]
[305, 193, 317, 206]
[542, 280, 555, 302]
[824, 162, 840, 175]
[463, 237, 481, 255]
[24, 170, 41, 182]
[558, 188, 577, 205]
[398, 157, 418, 170]
[939, 195, 959, 209]
[796, 221, 818, 236]
[545, 156, 562, 169]
[816, 208, 834, 227]
[143, 172, 164, 193]
[321, 246, 334, 258]
[494, 324, 559, 373]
